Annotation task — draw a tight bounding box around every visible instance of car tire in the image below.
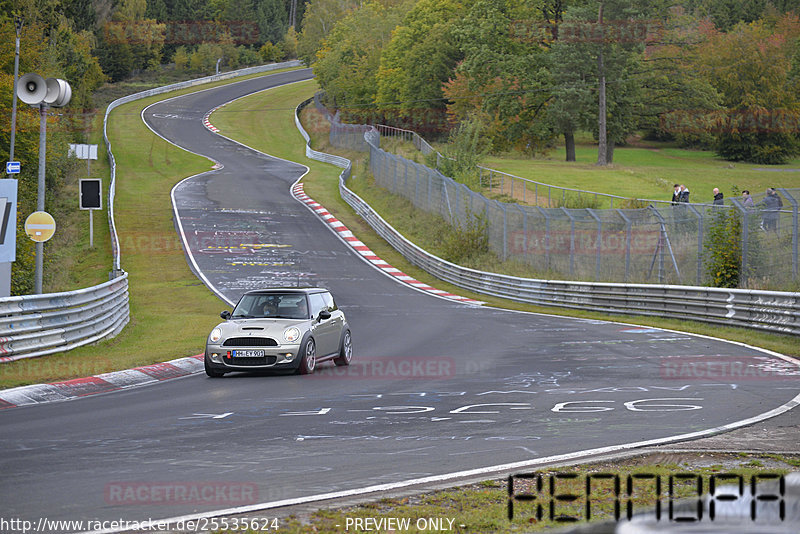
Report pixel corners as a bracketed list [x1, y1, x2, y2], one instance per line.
[298, 337, 316, 375]
[204, 359, 225, 378]
[333, 330, 352, 367]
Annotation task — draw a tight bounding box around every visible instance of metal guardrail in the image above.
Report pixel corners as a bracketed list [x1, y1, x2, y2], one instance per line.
[0, 61, 302, 363]
[0, 273, 129, 362]
[295, 98, 800, 336]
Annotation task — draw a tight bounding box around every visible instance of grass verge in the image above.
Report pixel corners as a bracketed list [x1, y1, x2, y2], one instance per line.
[482, 142, 800, 208]
[0, 67, 302, 390]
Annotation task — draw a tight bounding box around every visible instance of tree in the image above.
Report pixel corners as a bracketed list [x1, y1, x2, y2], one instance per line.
[97, 0, 166, 81]
[255, 0, 290, 45]
[298, 0, 361, 65]
[695, 14, 800, 163]
[547, 0, 668, 164]
[447, 0, 554, 154]
[313, 1, 412, 119]
[375, 0, 465, 132]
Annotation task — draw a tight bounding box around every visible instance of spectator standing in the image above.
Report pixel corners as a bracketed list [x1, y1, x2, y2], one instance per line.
[712, 188, 724, 205]
[679, 185, 690, 203]
[761, 188, 782, 231]
[672, 184, 681, 204]
[742, 190, 754, 209]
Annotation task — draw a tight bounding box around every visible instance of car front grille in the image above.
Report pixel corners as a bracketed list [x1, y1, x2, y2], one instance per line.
[228, 356, 278, 367]
[223, 337, 278, 347]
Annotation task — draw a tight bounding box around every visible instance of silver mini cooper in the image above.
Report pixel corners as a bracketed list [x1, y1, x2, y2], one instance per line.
[204, 288, 352, 377]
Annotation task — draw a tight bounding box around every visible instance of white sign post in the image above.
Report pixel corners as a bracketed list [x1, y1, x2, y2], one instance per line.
[70, 145, 100, 248]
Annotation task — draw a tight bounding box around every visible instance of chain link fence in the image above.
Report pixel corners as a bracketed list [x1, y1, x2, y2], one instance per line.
[320, 97, 798, 290]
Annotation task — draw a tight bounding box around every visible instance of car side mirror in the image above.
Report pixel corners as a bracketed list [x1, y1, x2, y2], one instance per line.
[318, 310, 332, 321]
[220, 310, 231, 320]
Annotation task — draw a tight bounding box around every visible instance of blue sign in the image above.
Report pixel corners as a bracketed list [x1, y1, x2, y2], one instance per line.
[5, 162, 20, 174]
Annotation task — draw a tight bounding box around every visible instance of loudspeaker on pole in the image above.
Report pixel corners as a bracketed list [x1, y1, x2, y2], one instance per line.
[17, 73, 71, 107]
[17, 73, 46, 105]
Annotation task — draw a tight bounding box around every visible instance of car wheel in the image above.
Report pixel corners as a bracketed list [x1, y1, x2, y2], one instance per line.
[204, 359, 225, 378]
[333, 330, 352, 367]
[298, 337, 316, 375]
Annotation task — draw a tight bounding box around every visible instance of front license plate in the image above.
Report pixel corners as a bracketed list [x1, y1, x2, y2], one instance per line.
[232, 350, 265, 358]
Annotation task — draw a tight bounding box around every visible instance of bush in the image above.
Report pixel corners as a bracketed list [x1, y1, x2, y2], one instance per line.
[431, 115, 491, 188]
[553, 192, 603, 209]
[716, 132, 799, 164]
[259, 41, 285, 62]
[441, 210, 489, 264]
[705, 208, 742, 287]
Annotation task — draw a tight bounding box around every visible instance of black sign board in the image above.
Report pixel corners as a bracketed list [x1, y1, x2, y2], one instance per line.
[80, 179, 102, 210]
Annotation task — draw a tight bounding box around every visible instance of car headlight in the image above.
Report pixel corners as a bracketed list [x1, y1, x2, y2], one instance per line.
[209, 327, 222, 343]
[284, 327, 301, 343]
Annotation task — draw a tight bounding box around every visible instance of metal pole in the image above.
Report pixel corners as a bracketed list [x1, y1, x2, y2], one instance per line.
[89, 209, 94, 249]
[9, 17, 23, 164]
[730, 199, 749, 287]
[35, 104, 48, 294]
[687, 204, 703, 285]
[587, 208, 602, 281]
[778, 188, 798, 280]
[616, 210, 632, 282]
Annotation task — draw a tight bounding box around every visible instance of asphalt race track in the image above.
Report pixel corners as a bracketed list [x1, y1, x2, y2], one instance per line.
[1, 70, 798, 529]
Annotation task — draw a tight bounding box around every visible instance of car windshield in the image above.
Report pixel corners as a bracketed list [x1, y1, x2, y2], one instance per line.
[231, 293, 309, 319]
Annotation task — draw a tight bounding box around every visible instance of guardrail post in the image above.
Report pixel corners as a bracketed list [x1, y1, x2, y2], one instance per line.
[616, 209, 632, 281]
[778, 188, 798, 280]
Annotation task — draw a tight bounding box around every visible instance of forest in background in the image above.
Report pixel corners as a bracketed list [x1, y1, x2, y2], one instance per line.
[299, 0, 800, 167]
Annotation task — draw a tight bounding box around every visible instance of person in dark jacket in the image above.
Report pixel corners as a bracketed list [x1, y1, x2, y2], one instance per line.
[712, 188, 724, 205]
[679, 185, 690, 203]
[761, 188, 783, 231]
[672, 184, 681, 204]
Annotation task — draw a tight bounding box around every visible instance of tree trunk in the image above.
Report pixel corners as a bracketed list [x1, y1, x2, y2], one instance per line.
[606, 139, 615, 164]
[596, 2, 608, 166]
[565, 130, 576, 162]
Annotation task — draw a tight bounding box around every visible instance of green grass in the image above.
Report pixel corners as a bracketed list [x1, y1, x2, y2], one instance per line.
[0, 67, 302, 390]
[483, 140, 800, 208]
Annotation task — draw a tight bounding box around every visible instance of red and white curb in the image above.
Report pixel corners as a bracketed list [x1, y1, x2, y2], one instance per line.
[0, 355, 204, 410]
[291, 183, 484, 305]
[203, 106, 221, 133]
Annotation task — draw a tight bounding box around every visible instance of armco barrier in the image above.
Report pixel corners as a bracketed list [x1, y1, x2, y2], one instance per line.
[0, 273, 129, 362]
[295, 98, 800, 336]
[0, 61, 301, 363]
